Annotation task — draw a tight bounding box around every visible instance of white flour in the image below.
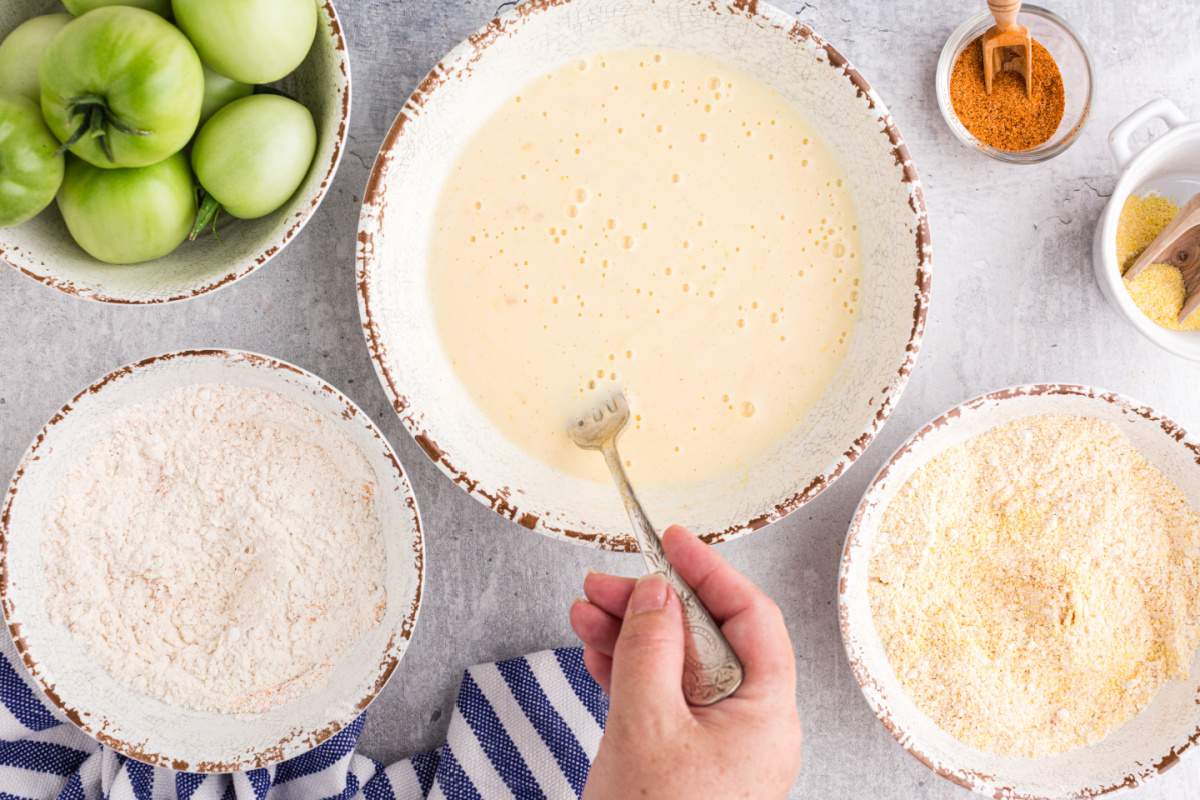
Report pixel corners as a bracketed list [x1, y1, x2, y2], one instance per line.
[42, 384, 387, 715]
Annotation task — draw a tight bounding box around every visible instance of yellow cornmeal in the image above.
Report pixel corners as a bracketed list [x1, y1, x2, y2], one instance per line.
[1117, 194, 1200, 331]
[1117, 194, 1178, 272]
[1126, 263, 1197, 330]
[870, 416, 1200, 758]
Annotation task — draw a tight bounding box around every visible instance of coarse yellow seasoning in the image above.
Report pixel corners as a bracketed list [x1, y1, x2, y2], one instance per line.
[870, 416, 1200, 758]
[1117, 194, 1200, 331]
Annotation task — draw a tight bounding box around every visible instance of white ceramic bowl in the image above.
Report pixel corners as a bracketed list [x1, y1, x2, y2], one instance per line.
[839, 384, 1200, 798]
[357, 0, 931, 551]
[1094, 98, 1200, 360]
[0, 0, 351, 305]
[0, 350, 424, 771]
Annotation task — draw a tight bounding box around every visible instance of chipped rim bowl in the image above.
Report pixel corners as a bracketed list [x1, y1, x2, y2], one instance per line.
[935, 4, 1093, 164]
[0, 0, 351, 305]
[839, 384, 1200, 798]
[356, 0, 932, 551]
[0, 350, 425, 772]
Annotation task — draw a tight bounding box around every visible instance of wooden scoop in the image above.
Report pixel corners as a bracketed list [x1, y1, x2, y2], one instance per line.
[1125, 194, 1200, 324]
[982, 0, 1033, 96]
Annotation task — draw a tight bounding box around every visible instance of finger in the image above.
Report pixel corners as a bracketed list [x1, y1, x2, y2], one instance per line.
[662, 526, 795, 697]
[608, 573, 688, 718]
[662, 526, 764, 621]
[583, 647, 613, 694]
[583, 572, 636, 618]
[569, 599, 622, 656]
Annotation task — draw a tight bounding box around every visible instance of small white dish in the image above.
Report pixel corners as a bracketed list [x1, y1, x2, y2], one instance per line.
[840, 384, 1200, 798]
[0, 0, 351, 305]
[358, 0, 931, 550]
[0, 350, 424, 772]
[1094, 97, 1200, 360]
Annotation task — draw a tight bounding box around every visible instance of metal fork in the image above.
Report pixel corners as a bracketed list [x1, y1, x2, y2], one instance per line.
[569, 392, 744, 706]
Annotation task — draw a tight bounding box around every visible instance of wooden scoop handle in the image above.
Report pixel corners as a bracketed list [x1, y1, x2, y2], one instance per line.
[1126, 195, 1200, 280]
[1175, 228, 1200, 323]
[988, 0, 1023, 30]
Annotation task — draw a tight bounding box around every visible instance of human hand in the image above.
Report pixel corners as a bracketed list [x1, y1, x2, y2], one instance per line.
[569, 526, 802, 800]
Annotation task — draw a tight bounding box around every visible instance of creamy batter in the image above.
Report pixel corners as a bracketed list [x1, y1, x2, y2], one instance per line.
[430, 48, 860, 486]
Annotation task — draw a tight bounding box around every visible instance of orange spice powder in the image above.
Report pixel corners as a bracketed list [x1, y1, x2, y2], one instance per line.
[950, 37, 1065, 152]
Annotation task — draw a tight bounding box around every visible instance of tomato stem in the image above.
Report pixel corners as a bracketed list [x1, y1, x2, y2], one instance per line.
[190, 194, 223, 241]
[58, 96, 151, 162]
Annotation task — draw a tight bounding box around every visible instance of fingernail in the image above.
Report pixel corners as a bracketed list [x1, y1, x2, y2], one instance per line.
[629, 573, 669, 614]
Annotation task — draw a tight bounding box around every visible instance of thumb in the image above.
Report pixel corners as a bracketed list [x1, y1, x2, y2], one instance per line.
[608, 573, 688, 717]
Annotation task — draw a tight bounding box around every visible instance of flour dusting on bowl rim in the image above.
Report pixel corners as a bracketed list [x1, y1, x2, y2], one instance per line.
[0, 0, 351, 305]
[838, 383, 1200, 798]
[356, 0, 932, 551]
[0, 349, 425, 772]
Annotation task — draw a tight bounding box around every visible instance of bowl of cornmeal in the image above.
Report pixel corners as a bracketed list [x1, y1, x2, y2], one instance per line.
[357, 0, 931, 549]
[0, 350, 425, 771]
[840, 384, 1200, 798]
[1095, 98, 1200, 359]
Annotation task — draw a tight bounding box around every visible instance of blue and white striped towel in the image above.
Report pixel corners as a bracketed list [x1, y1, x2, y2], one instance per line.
[0, 631, 609, 800]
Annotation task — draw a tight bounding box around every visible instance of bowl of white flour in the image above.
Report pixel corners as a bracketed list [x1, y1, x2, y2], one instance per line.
[0, 349, 424, 771]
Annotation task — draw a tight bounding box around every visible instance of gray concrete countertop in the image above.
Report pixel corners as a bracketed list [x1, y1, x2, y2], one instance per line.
[2, 1, 1198, 797]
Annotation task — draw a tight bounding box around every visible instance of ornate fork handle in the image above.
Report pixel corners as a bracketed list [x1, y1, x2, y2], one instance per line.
[600, 443, 744, 706]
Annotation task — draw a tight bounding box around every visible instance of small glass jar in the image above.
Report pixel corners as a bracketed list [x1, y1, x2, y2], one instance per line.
[935, 4, 1094, 164]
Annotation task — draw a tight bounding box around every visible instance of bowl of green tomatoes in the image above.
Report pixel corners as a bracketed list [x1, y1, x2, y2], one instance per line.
[0, 0, 350, 304]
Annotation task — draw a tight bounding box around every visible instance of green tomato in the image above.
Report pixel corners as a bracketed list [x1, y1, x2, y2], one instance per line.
[0, 95, 65, 227]
[57, 152, 196, 264]
[40, 7, 203, 169]
[172, 0, 317, 84]
[0, 14, 71, 102]
[199, 66, 252, 126]
[62, 0, 171, 16]
[191, 94, 315, 233]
